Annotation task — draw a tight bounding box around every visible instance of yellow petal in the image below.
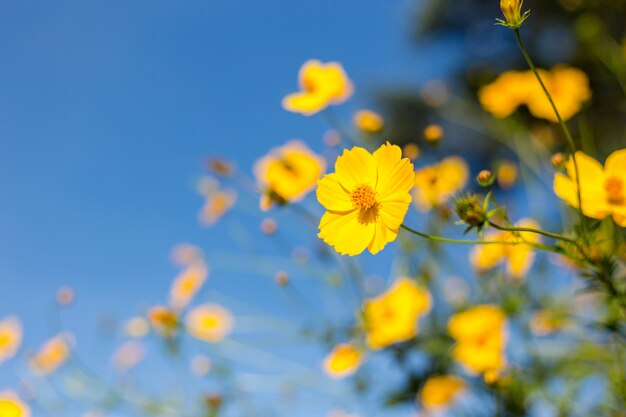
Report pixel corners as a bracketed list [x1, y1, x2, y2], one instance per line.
[282, 91, 331, 116]
[334, 147, 377, 191]
[372, 142, 415, 198]
[604, 149, 626, 180]
[318, 209, 374, 256]
[316, 173, 353, 212]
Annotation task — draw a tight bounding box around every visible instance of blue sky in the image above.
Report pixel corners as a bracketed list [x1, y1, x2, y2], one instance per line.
[0, 1, 474, 416]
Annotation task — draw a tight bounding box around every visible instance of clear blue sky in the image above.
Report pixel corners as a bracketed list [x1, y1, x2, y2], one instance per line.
[0, 1, 469, 416]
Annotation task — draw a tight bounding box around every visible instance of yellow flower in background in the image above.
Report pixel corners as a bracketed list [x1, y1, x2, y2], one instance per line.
[448, 305, 507, 377]
[363, 277, 432, 350]
[186, 303, 233, 343]
[112, 340, 145, 372]
[169, 264, 209, 310]
[423, 124, 444, 144]
[282, 60, 353, 115]
[413, 156, 469, 212]
[124, 317, 150, 338]
[496, 160, 518, 189]
[554, 150, 626, 227]
[31, 333, 72, 375]
[0, 316, 22, 365]
[470, 219, 541, 279]
[0, 391, 30, 417]
[419, 375, 466, 409]
[354, 110, 384, 134]
[478, 66, 591, 122]
[317, 142, 414, 255]
[148, 306, 179, 337]
[255, 140, 326, 211]
[197, 177, 237, 226]
[323, 343, 363, 378]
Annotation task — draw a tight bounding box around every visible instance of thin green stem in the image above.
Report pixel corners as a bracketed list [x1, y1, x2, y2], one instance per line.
[514, 28, 585, 225]
[487, 221, 576, 245]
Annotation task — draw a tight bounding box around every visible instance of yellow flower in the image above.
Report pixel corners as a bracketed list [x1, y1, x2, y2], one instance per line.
[353, 110, 384, 134]
[185, 303, 233, 343]
[470, 218, 541, 279]
[413, 156, 469, 212]
[316, 142, 414, 256]
[282, 60, 353, 115]
[323, 343, 363, 378]
[0, 316, 22, 365]
[419, 375, 466, 409]
[363, 277, 432, 350]
[529, 309, 570, 336]
[496, 160, 518, 189]
[0, 391, 30, 417]
[148, 305, 179, 337]
[478, 67, 591, 122]
[498, 0, 529, 29]
[554, 149, 626, 227]
[169, 264, 209, 310]
[448, 305, 507, 377]
[255, 140, 326, 211]
[423, 124, 444, 143]
[31, 333, 72, 375]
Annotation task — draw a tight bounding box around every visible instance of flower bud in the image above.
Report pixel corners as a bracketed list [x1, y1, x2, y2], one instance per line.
[476, 170, 495, 187]
[551, 152, 565, 169]
[498, 0, 530, 29]
[455, 195, 487, 229]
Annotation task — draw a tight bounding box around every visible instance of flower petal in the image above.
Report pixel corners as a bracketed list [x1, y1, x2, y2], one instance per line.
[318, 209, 374, 256]
[334, 147, 377, 191]
[316, 173, 354, 212]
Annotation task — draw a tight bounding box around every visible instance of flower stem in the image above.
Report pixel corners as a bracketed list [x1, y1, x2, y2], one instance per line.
[487, 221, 576, 245]
[513, 28, 585, 225]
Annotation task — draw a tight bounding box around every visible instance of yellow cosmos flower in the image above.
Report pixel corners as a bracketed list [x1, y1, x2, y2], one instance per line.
[317, 142, 414, 256]
[448, 305, 507, 377]
[554, 149, 626, 227]
[470, 219, 541, 279]
[0, 316, 22, 365]
[323, 343, 363, 378]
[282, 60, 353, 115]
[353, 110, 384, 134]
[478, 66, 591, 122]
[419, 375, 466, 409]
[148, 306, 179, 337]
[496, 160, 518, 189]
[255, 140, 326, 211]
[0, 391, 30, 417]
[413, 156, 469, 212]
[363, 277, 432, 350]
[169, 264, 209, 310]
[185, 303, 233, 343]
[31, 333, 72, 375]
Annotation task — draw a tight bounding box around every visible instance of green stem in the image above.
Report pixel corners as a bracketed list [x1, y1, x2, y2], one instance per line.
[487, 221, 576, 245]
[513, 28, 585, 225]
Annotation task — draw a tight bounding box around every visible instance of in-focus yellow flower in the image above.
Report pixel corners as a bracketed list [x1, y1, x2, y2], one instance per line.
[448, 305, 507, 377]
[169, 264, 209, 310]
[255, 140, 326, 211]
[423, 124, 444, 143]
[554, 149, 626, 227]
[186, 304, 233, 343]
[478, 66, 591, 122]
[0, 316, 22, 365]
[498, 0, 529, 29]
[413, 156, 469, 212]
[323, 343, 363, 378]
[31, 333, 72, 375]
[0, 391, 30, 417]
[317, 142, 414, 255]
[148, 306, 179, 337]
[363, 277, 431, 350]
[470, 219, 540, 279]
[282, 60, 353, 115]
[353, 110, 384, 134]
[419, 375, 466, 410]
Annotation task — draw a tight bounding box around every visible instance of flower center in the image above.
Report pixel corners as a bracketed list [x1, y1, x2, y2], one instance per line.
[605, 177, 625, 206]
[351, 184, 377, 210]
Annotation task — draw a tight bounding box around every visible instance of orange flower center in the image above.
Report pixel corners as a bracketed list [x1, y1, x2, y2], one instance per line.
[605, 177, 625, 206]
[351, 184, 377, 210]
[0, 333, 10, 347]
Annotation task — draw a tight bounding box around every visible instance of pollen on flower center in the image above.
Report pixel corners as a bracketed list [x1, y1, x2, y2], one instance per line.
[351, 184, 377, 210]
[605, 177, 625, 205]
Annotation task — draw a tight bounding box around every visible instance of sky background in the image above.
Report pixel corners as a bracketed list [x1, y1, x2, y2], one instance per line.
[0, 1, 483, 416]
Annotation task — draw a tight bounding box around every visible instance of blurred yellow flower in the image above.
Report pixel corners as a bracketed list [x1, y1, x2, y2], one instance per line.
[124, 317, 150, 338]
[323, 343, 363, 378]
[282, 60, 353, 115]
[423, 124, 443, 143]
[496, 160, 518, 189]
[353, 110, 384, 134]
[31, 333, 72, 375]
[402, 143, 420, 160]
[317, 142, 414, 255]
[254, 140, 326, 211]
[478, 66, 591, 122]
[470, 219, 541, 279]
[199, 190, 237, 226]
[148, 306, 179, 337]
[112, 340, 145, 372]
[0, 316, 22, 365]
[413, 156, 469, 212]
[448, 305, 507, 377]
[554, 149, 626, 227]
[169, 264, 209, 310]
[529, 309, 570, 336]
[363, 277, 431, 350]
[186, 304, 233, 343]
[419, 375, 465, 409]
[0, 391, 30, 417]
